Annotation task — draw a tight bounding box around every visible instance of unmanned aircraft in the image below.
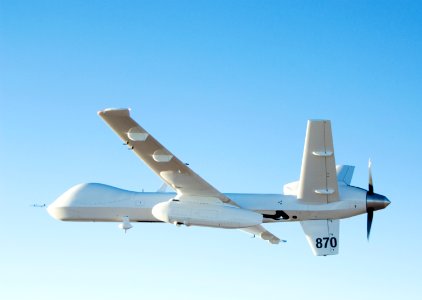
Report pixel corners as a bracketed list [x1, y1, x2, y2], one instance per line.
[48, 108, 390, 256]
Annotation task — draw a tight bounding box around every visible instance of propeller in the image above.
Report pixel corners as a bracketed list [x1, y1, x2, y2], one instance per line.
[367, 159, 374, 240]
[365, 159, 390, 240]
[367, 208, 374, 240]
[368, 159, 374, 195]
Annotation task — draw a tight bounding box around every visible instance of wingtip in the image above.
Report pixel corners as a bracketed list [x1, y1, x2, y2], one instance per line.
[308, 119, 331, 123]
[97, 108, 131, 117]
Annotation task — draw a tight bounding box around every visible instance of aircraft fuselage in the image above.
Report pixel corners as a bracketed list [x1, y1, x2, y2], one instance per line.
[48, 182, 376, 227]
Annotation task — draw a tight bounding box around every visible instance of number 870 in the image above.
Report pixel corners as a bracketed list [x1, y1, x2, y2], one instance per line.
[316, 237, 337, 248]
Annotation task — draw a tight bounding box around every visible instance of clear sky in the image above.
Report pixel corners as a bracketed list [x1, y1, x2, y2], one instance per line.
[1, 1, 421, 299]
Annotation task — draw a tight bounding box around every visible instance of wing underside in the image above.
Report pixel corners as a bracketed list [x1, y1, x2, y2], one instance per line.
[241, 225, 284, 244]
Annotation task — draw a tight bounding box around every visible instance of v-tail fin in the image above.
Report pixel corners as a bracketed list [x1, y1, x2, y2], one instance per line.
[300, 219, 339, 256]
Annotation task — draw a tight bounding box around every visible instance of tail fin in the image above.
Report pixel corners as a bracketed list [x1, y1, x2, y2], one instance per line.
[336, 165, 355, 185]
[301, 219, 339, 256]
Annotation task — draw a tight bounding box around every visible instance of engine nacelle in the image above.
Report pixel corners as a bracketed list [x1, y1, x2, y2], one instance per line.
[152, 200, 263, 229]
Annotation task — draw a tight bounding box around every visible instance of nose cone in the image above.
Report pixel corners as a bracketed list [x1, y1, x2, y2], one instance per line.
[366, 193, 391, 211]
[47, 203, 60, 220]
[47, 183, 89, 220]
[47, 198, 71, 221]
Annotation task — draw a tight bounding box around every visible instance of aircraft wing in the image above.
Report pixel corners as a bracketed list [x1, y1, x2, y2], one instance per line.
[297, 120, 339, 203]
[241, 225, 284, 244]
[98, 108, 237, 206]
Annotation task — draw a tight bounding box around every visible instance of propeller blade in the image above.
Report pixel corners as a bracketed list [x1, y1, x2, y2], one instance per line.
[367, 209, 374, 240]
[368, 159, 374, 194]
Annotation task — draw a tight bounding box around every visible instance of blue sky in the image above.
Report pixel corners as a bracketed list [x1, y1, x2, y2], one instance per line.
[1, 1, 421, 299]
